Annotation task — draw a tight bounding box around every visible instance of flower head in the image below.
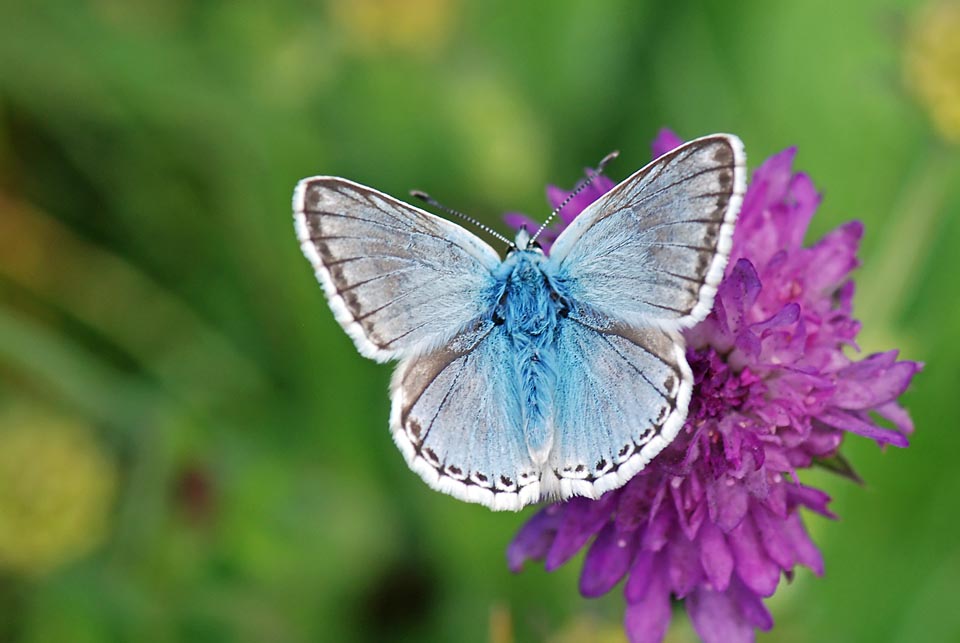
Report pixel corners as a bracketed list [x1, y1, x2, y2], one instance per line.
[505, 130, 920, 642]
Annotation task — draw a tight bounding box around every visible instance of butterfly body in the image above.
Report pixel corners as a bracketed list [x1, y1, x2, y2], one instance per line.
[493, 239, 567, 464]
[294, 134, 746, 511]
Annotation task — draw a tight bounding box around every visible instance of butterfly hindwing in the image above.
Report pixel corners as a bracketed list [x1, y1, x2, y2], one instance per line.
[546, 315, 691, 499]
[390, 323, 539, 511]
[294, 177, 501, 362]
[547, 134, 746, 330]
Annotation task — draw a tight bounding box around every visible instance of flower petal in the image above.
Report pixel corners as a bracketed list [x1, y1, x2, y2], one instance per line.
[741, 147, 797, 219]
[715, 259, 762, 338]
[874, 400, 917, 435]
[624, 550, 657, 603]
[816, 410, 910, 448]
[641, 500, 674, 552]
[752, 504, 795, 569]
[781, 512, 824, 575]
[803, 221, 862, 293]
[699, 521, 734, 591]
[833, 351, 920, 410]
[651, 128, 685, 158]
[731, 576, 775, 630]
[580, 522, 636, 597]
[503, 212, 541, 234]
[624, 558, 672, 643]
[785, 484, 835, 518]
[729, 513, 781, 597]
[707, 477, 749, 532]
[668, 533, 704, 598]
[780, 172, 821, 250]
[507, 506, 562, 572]
[687, 585, 758, 643]
[546, 185, 568, 210]
[545, 495, 615, 570]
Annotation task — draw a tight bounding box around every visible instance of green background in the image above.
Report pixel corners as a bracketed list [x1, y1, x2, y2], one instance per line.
[0, 1, 957, 641]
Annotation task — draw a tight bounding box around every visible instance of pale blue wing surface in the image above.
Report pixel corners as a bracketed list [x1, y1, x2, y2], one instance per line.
[546, 135, 746, 330]
[294, 177, 501, 362]
[545, 316, 691, 499]
[390, 323, 540, 511]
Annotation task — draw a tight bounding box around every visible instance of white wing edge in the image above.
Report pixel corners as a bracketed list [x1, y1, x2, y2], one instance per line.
[293, 179, 394, 362]
[676, 134, 746, 330]
[292, 176, 503, 364]
[388, 359, 540, 512]
[548, 134, 747, 332]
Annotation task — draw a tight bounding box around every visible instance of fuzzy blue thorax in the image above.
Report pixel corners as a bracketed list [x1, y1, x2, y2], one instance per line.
[494, 238, 567, 465]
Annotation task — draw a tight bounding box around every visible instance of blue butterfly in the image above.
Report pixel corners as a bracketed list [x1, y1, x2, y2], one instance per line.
[294, 135, 745, 511]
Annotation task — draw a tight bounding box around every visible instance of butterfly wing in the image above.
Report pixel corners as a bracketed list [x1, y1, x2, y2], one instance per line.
[294, 177, 502, 362]
[391, 323, 539, 511]
[545, 316, 691, 499]
[539, 134, 745, 500]
[547, 134, 746, 330]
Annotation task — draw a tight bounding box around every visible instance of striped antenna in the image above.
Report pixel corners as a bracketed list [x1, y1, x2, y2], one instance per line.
[411, 190, 516, 249]
[530, 150, 620, 245]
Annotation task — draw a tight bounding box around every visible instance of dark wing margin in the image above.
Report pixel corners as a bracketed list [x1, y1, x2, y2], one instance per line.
[294, 177, 501, 362]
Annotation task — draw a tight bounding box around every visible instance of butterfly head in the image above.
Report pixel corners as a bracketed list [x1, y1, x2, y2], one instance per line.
[511, 227, 544, 255]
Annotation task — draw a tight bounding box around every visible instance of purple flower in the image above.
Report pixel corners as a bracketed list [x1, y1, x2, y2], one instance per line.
[505, 129, 921, 643]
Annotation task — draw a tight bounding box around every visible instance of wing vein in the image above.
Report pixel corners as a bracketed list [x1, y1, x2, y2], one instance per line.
[562, 331, 624, 459]
[324, 254, 421, 268]
[419, 357, 470, 450]
[327, 188, 412, 228]
[354, 289, 416, 321]
[639, 300, 688, 315]
[383, 315, 445, 348]
[336, 266, 419, 294]
[303, 210, 408, 233]
[626, 164, 732, 212]
[598, 334, 670, 400]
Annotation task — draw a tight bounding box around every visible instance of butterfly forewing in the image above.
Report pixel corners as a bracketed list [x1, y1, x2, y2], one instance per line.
[547, 135, 746, 330]
[294, 177, 502, 362]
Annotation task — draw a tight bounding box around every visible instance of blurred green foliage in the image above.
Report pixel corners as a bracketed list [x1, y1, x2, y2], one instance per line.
[0, 0, 957, 641]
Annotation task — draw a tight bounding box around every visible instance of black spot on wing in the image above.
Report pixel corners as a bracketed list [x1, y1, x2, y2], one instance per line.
[718, 170, 733, 189]
[712, 143, 734, 165]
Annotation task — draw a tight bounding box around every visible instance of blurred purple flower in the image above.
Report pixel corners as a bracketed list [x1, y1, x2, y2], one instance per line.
[505, 128, 920, 643]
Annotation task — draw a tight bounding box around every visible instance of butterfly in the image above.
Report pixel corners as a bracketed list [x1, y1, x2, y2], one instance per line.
[293, 134, 746, 511]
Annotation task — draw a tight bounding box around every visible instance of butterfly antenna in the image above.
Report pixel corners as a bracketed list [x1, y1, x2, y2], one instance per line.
[530, 150, 620, 245]
[411, 190, 516, 249]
